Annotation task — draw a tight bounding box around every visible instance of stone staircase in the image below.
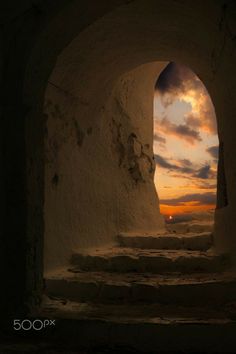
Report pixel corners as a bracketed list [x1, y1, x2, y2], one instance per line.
[41, 232, 236, 353]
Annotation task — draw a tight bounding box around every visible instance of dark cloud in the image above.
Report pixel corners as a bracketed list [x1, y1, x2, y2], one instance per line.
[185, 114, 201, 128]
[179, 159, 193, 167]
[155, 62, 202, 94]
[155, 154, 216, 180]
[194, 165, 211, 179]
[155, 154, 195, 175]
[175, 124, 201, 142]
[155, 62, 184, 93]
[160, 192, 216, 206]
[154, 154, 178, 170]
[159, 117, 202, 144]
[206, 145, 218, 159]
[185, 111, 217, 136]
[153, 133, 166, 144]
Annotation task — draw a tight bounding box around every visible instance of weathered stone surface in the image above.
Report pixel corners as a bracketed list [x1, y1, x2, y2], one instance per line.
[44, 61, 166, 271]
[32, 297, 236, 353]
[46, 269, 236, 306]
[71, 247, 228, 273]
[117, 232, 213, 251]
[46, 277, 99, 302]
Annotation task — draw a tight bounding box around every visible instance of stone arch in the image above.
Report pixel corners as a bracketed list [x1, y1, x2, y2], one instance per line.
[3, 0, 236, 316]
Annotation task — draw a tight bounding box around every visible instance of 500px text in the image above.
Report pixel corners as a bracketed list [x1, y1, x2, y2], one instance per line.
[13, 319, 56, 331]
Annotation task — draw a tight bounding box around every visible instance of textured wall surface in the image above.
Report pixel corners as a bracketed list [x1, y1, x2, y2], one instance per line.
[44, 62, 166, 271]
[1, 0, 236, 317]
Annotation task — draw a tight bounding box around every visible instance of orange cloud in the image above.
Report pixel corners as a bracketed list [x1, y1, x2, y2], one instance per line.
[160, 192, 216, 206]
[156, 117, 202, 145]
[160, 203, 215, 216]
[155, 62, 217, 136]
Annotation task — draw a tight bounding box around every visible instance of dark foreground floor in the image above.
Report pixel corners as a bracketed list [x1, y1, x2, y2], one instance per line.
[0, 338, 236, 354]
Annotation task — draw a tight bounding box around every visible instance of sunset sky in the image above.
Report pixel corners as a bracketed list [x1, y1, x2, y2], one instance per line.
[153, 62, 218, 221]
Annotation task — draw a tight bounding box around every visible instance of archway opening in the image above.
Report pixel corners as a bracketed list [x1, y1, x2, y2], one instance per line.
[153, 62, 219, 234]
[5, 0, 235, 323]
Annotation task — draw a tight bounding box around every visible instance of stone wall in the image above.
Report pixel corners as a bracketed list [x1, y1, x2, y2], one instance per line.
[1, 0, 236, 317]
[44, 62, 166, 271]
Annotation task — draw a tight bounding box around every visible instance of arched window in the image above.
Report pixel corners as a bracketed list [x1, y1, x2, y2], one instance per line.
[154, 62, 218, 232]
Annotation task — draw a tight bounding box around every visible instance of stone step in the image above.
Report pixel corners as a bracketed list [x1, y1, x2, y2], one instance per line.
[45, 269, 236, 307]
[117, 231, 212, 251]
[34, 297, 236, 353]
[71, 247, 229, 273]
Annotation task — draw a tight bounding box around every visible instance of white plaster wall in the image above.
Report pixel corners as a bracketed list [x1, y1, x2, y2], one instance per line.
[44, 62, 166, 271]
[105, 63, 167, 234]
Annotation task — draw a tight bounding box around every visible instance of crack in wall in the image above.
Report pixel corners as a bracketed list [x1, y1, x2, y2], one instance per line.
[127, 133, 155, 183]
[48, 81, 89, 106]
[74, 120, 85, 147]
[111, 117, 154, 183]
[111, 118, 126, 167]
[114, 98, 131, 122]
